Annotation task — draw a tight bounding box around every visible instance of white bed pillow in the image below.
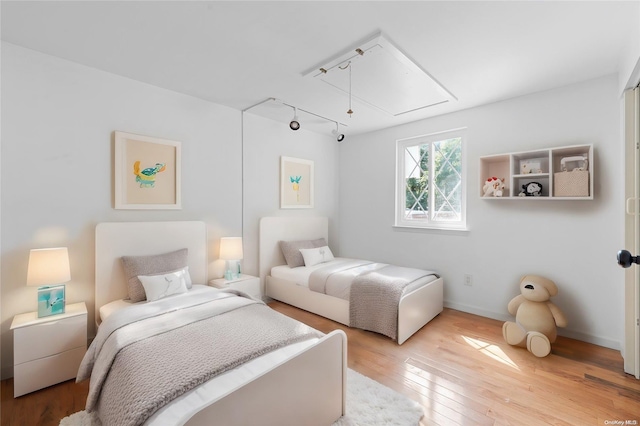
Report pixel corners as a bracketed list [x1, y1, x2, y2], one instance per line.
[279, 238, 327, 268]
[138, 267, 189, 302]
[121, 248, 189, 302]
[299, 246, 335, 267]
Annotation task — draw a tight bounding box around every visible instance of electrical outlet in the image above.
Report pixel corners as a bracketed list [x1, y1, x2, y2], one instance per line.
[464, 274, 472, 286]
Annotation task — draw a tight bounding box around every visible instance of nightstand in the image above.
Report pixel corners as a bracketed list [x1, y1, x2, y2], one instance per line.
[10, 301, 87, 397]
[209, 274, 261, 300]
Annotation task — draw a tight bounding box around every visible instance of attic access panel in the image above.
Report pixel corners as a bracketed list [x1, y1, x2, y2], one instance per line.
[303, 34, 456, 116]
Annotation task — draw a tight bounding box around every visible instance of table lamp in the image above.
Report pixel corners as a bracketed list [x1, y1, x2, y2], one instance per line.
[27, 247, 70, 317]
[219, 237, 243, 280]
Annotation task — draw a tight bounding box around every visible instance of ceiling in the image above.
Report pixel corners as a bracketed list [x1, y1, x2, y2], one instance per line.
[2, 1, 639, 136]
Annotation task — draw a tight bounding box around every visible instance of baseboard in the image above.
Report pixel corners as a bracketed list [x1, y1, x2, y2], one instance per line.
[443, 301, 621, 351]
[444, 301, 511, 323]
[557, 329, 621, 351]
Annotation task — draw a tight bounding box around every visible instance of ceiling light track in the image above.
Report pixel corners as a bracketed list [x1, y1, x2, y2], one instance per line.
[243, 97, 348, 141]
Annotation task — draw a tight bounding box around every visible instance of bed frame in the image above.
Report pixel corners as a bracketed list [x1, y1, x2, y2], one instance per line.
[95, 221, 346, 425]
[259, 216, 444, 345]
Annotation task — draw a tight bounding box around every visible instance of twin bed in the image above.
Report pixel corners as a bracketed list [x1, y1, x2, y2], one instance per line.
[89, 221, 346, 426]
[259, 216, 444, 345]
[85, 218, 442, 424]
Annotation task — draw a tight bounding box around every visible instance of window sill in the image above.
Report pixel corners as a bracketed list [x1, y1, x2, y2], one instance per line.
[392, 224, 469, 236]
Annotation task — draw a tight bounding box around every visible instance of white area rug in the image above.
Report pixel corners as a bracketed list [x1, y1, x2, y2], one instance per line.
[60, 368, 423, 426]
[335, 369, 424, 426]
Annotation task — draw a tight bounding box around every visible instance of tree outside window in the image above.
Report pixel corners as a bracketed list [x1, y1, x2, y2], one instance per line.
[396, 130, 466, 230]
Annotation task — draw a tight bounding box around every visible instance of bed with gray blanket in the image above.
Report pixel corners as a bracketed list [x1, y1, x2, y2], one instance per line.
[79, 288, 326, 426]
[260, 217, 444, 345]
[91, 221, 347, 426]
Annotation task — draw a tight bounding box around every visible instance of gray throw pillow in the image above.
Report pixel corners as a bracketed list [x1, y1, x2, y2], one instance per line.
[121, 248, 188, 302]
[279, 238, 327, 268]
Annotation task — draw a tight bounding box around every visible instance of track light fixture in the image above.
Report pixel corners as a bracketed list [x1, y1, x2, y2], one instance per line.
[244, 98, 347, 141]
[289, 107, 300, 131]
[332, 122, 345, 142]
[338, 61, 354, 117]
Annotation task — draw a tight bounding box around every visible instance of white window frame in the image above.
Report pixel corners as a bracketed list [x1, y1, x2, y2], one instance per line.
[395, 128, 467, 231]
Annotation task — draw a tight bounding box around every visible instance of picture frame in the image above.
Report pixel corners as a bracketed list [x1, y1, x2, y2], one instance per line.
[114, 131, 182, 209]
[37, 284, 65, 318]
[280, 156, 314, 209]
[520, 160, 541, 174]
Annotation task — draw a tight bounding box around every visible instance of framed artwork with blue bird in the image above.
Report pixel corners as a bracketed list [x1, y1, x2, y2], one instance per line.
[114, 131, 182, 210]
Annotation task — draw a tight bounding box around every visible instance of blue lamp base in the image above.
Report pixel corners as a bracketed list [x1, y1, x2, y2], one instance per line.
[224, 260, 241, 281]
[37, 284, 66, 318]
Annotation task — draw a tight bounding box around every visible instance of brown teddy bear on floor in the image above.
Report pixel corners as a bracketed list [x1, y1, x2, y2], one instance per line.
[502, 275, 567, 357]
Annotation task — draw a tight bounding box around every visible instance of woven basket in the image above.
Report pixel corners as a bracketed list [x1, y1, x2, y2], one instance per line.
[554, 171, 589, 197]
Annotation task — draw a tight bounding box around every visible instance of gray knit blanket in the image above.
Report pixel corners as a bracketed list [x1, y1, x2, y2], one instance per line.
[77, 289, 321, 426]
[349, 265, 436, 341]
[308, 260, 437, 341]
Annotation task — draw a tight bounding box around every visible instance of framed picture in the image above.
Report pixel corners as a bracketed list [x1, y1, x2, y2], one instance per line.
[37, 285, 65, 318]
[114, 131, 182, 209]
[280, 156, 314, 209]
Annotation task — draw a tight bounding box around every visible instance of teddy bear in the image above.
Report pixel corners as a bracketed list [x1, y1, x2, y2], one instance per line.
[502, 275, 567, 357]
[483, 177, 505, 197]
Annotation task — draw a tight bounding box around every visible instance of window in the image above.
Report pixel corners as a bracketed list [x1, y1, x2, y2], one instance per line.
[395, 129, 466, 230]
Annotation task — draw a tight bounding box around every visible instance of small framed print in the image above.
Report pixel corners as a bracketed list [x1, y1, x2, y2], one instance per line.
[114, 131, 182, 210]
[37, 285, 65, 318]
[520, 160, 541, 174]
[280, 156, 314, 209]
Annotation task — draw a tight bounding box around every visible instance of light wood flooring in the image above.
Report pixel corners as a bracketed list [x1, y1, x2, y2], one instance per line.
[2, 304, 639, 425]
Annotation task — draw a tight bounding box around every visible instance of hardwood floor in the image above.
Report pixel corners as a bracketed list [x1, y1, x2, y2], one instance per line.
[271, 303, 640, 426]
[2, 304, 639, 425]
[1, 377, 88, 425]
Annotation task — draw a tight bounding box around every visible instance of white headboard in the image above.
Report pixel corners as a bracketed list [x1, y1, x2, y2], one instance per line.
[258, 216, 328, 283]
[95, 221, 207, 326]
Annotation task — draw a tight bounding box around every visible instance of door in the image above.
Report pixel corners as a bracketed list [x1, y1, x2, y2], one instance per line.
[622, 86, 640, 379]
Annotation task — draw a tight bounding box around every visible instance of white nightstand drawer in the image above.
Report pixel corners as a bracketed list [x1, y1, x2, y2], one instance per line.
[14, 314, 86, 364]
[14, 346, 86, 397]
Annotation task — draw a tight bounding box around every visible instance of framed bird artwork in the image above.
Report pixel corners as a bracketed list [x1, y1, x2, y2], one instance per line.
[114, 131, 182, 209]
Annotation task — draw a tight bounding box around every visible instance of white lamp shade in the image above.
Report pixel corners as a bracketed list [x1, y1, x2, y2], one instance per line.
[26, 247, 71, 286]
[219, 237, 243, 260]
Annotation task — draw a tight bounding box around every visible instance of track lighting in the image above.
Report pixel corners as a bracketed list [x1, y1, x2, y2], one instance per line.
[289, 107, 300, 131]
[244, 98, 347, 140]
[338, 61, 355, 117]
[332, 122, 345, 142]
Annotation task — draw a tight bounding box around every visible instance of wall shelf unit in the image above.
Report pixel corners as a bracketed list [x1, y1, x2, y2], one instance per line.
[479, 144, 593, 200]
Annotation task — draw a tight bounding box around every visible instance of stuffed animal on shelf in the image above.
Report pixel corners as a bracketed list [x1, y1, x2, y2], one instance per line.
[502, 275, 567, 357]
[519, 181, 543, 197]
[483, 177, 505, 197]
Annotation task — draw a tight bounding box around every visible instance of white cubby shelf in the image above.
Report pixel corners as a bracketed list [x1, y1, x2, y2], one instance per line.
[479, 144, 593, 200]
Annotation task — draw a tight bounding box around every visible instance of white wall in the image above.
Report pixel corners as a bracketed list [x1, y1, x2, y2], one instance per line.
[339, 75, 625, 349]
[0, 41, 627, 380]
[0, 43, 243, 379]
[618, 13, 640, 93]
[242, 112, 340, 285]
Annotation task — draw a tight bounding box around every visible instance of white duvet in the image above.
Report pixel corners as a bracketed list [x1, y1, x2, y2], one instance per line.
[271, 258, 437, 300]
